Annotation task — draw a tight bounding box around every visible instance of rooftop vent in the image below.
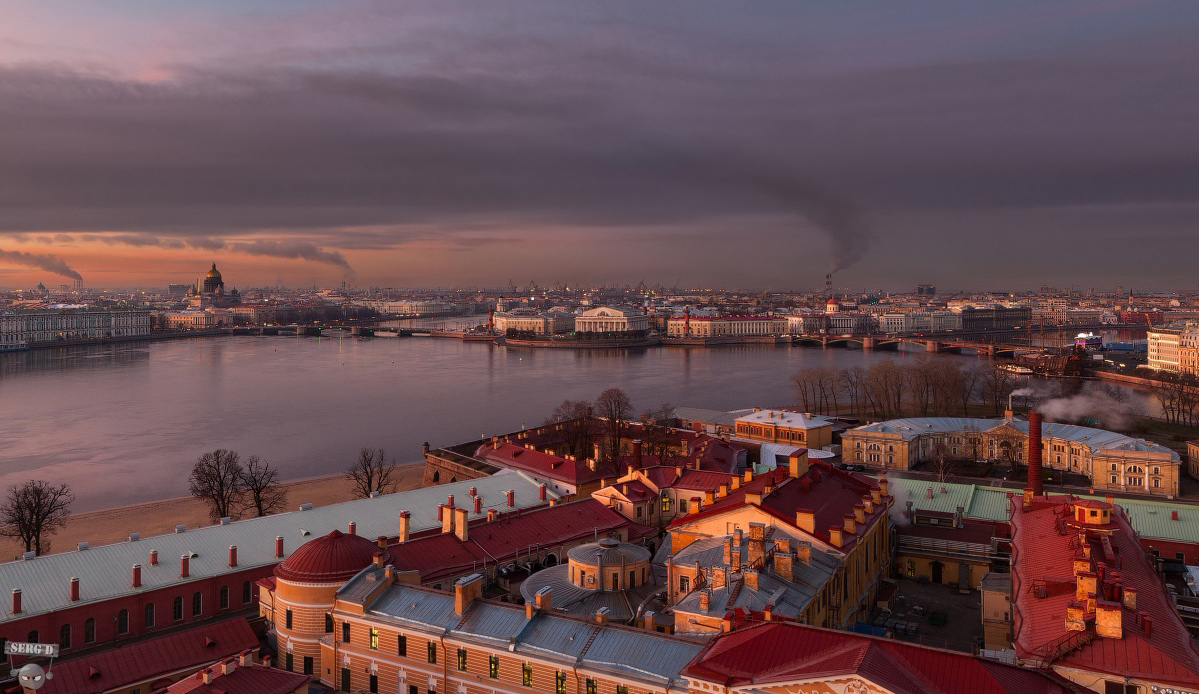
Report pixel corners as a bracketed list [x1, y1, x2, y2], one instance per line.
[22, 551, 35, 561]
[220, 517, 231, 525]
[175, 525, 186, 533]
[128, 533, 140, 542]
[299, 503, 313, 511]
[369, 491, 380, 498]
[77, 542, 89, 551]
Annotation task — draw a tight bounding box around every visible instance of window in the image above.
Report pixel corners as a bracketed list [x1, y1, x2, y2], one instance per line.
[370, 628, 379, 650]
[144, 603, 155, 629]
[370, 674, 378, 693]
[398, 634, 407, 657]
[556, 671, 567, 694]
[661, 495, 671, 512]
[303, 656, 313, 675]
[427, 640, 437, 664]
[1111, 475, 1118, 484]
[635, 505, 642, 518]
[242, 581, 252, 605]
[191, 592, 202, 617]
[173, 597, 183, 621]
[219, 586, 229, 610]
[1090, 510, 1098, 517]
[27, 631, 38, 644]
[1154, 478, 1161, 488]
[522, 663, 533, 687]
[457, 648, 467, 671]
[611, 574, 619, 591]
[586, 679, 597, 694]
[117, 609, 129, 635]
[617, 687, 629, 694]
[326, 614, 334, 633]
[285, 652, 293, 671]
[489, 655, 499, 678]
[84, 618, 96, 644]
[679, 576, 689, 593]
[285, 609, 293, 629]
[342, 622, 351, 643]
[59, 624, 71, 650]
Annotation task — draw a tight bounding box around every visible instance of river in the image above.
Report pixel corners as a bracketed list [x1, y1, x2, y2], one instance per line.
[0, 323, 1148, 512]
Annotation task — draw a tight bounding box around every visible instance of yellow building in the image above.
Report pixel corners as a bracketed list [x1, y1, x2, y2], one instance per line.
[1190, 440, 1199, 480]
[666, 315, 788, 337]
[980, 572, 1013, 651]
[842, 416, 1181, 497]
[733, 409, 834, 451]
[666, 454, 892, 629]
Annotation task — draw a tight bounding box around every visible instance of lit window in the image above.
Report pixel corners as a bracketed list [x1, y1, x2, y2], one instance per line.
[523, 663, 533, 687]
[428, 641, 437, 664]
[457, 648, 467, 671]
[370, 628, 379, 650]
[490, 655, 499, 678]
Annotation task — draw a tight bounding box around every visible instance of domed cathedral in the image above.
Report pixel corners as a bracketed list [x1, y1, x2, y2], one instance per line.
[201, 263, 225, 295]
[258, 528, 393, 677]
[520, 537, 665, 626]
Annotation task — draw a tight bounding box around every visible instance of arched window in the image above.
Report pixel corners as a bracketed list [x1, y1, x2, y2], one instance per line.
[192, 592, 202, 617]
[27, 630, 38, 644]
[59, 624, 71, 650]
[144, 603, 155, 629]
[432, 471, 440, 483]
[173, 596, 183, 621]
[117, 609, 129, 635]
[84, 618, 96, 644]
[325, 614, 334, 633]
[219, 586, 229, 610]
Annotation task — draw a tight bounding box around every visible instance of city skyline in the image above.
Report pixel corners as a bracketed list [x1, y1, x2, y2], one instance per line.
[1, 1, 1197, 289]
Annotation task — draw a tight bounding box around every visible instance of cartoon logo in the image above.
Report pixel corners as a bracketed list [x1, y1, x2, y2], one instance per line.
[10, 663, 53, 691]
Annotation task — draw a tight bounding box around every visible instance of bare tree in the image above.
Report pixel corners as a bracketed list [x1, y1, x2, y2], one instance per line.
[640, 403, 682, 464]
[190, 449, 246, 522]
[0, 480, 74, 555]
[930, 441, 954, 484]
[594, 388, 634, 476]
[979, 364, 1017, 415]
[545, 400, 596, 458]
[346, 447, 399, 498]
[240, 456, 288, 517]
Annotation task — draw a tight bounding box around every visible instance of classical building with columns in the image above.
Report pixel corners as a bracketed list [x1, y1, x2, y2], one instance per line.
[574, 306, 649, 334]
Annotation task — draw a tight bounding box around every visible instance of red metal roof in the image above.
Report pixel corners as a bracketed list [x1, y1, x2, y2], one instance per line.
[475, 443, 606, 487]
[387, 499, 648, 581]
[168, 661, 311, 694]
[38, 618, 259, 694]
[274, 529, 389, 583]
[682, 622, 1069, 693]
[670, 463, 885, 552]
[1010, 495, 1199, 687]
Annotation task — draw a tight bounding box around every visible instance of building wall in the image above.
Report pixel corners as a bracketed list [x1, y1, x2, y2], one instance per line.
[733, 419, 833, 451]
[0, 310, 151, 346]
[0, 567, 268, 657]
[1189, 441, 1199, 481]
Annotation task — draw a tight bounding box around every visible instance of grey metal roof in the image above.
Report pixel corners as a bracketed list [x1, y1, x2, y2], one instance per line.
[581, 627, 703, 686]
[848, 417, 1179, 460]
[674, 407, 739, 427]
[369, 584, 460, 632]
[0, 475, 556, 622]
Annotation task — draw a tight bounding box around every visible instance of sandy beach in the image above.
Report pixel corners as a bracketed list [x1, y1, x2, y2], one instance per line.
[0, 464, 426, 561]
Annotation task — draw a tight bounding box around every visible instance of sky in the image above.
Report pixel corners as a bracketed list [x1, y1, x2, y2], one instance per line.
[0, 1, 1197, 292]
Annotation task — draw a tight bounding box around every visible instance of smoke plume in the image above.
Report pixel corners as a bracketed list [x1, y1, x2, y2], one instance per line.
[1014, 382, 1146, 431]
[228, 240, 354, 276]
[0, 247, 83, 282]
[883, 474, 911, 528]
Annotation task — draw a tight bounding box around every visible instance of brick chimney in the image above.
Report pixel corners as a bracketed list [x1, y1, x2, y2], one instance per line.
[595, 607, 610, 624]
[539, 484, 547, 501]
[744, 569, 759, 591]
[1065, 601, 1086, 631]
[229, 545, 238, 568]
[796, 541, 812, 565]
[454, 507, 470, 542]
[474, 495, 483, 514]
[731, 545, 742, 572]
[535, 586, 552, 612]
[70, 577, 80, 602]
[1028, 410, 1044, 496]
[829, 527, 843, 548]
[795, 509, 815, 533]
[181, 554, 190, 578]
[1075, 571, 1097, 603]
[878, 477, 889, 498]
[1095, 600, 1122, 638]
[377, 535, 388, 550]
[632, 440, 642, 470]
[775, 552, 794, 580]
[275, 536, 284, 558]
[722, 537, 732, 564]
[348, 521, 357, 536]
[132, 564, 142, 588]
[843, 515, 857, 535]
[11, 588, 20, 614]
[699, 592, 710, 612]
[507, 489, 515, 507]
[454, 574, 483, 615]
[788, 451, 808, 479]
[853, 505, 865, 524]
[487, 509, 498, 522]
[398, 511, 411, 543]
[1123, 586, 1137, 611]
[747, 523, 766, 567]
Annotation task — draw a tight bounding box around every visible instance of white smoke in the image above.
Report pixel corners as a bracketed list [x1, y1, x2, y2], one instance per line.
[1016, 382, 1147, 431]
[883, 474, 911, 528]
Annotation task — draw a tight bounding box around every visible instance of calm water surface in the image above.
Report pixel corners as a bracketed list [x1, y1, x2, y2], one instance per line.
[2, 332, 984, 511]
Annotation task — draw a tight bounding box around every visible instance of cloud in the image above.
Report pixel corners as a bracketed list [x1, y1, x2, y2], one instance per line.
[228, 239, 353, 275]
[0, 247, 82, 281]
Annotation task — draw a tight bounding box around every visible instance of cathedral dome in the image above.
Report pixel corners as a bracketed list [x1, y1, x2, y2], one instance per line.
[205, 264, 222, 281]
[274, 529, 390, 584]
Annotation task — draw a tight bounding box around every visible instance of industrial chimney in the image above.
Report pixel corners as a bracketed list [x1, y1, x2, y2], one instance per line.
[1028, 410, 1044, 496]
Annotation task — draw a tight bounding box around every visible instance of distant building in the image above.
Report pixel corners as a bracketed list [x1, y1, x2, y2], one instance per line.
[200, 263, 225, 296]
[1148, 321, 1199, 374]
[1190, 440, 1199, 481]
[492, 311, 574, 335]
[574, 306, 648, 334]
[665, 315, 787, 338]
[0, 309, 150, 349]
[168, 283, 193, 297]
[733, 408, 834, 451]
[916, 284, 936, 296]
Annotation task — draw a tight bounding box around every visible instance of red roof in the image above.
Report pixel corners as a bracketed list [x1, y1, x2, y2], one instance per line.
[683, 622, 1069, 693]
[670, 463, 885, 552]
[475, 443, 606, 487]
[1011, 495, 1199, 687]
[387, 499, 649, 581]
[38, 618, 259, 694]
[168, 661, 311, 694]
[274, 529, 389, 583]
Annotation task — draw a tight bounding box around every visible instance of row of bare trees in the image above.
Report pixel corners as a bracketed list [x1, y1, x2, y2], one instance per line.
[189, 447, 399, 522]
[544, 388, 678, 477]
[791, 358, 1020, 420]
[1149, 371, 1199, 426]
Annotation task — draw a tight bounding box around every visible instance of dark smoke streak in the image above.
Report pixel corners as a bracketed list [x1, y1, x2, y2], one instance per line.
[0, 247, 83, 282]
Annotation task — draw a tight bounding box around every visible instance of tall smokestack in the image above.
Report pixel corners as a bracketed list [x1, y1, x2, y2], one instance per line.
[1028, 410, 1044, 496]
[826, 273, 832, 295]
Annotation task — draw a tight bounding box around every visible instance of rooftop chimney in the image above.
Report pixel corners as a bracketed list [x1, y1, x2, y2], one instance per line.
[795, 509, 815, 533]
[447, 495, 455, 509]
[1028, 410, 1044, 496]
[70, 577, 80, 602]
[11, 588, 20, 614]
[454, 574, 483, 615]
[150, 549, 159, 565]
[229, 545, 238, 568]
[633, 440, 643, 470]
[454, 507, 470, 542]
[474, 495, 483, 514]
[132, 564, 142, 588]
[507, 489, 515, 507]
[788, 451, 809, 479]
[275, 536, 284, 558]
[348, 522, 357, 536]
[399, 511, 411, 543]
[181, 554, 190, 578]
[539, 484, 547, 501]
[595, 606, 610, 624]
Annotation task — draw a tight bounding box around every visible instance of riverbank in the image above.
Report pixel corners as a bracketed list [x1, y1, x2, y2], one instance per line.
[0, 464, 425, 561]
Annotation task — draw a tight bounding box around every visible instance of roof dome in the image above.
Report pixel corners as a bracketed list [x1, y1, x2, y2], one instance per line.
[205, 264, 222, 280]
[274, 529, 390, 583]
[567, 537, 650, 567]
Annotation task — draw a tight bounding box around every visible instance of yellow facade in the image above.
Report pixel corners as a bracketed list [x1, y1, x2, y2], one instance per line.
[734, 409, 834, 450]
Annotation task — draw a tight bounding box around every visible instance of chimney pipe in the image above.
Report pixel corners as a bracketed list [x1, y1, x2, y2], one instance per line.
[633, 440, 643, 470]
[1028, 410, 1044, 496]
[132, 564, 142, 588]
[150, 549, 159, 565]
[399, 511, 411, 543]
[539, 484, 547, 501]
[70, 577, 80, 602]
[447, 495, 454, 509]
[275, 536, 284, 558]
[474, 496, 482, 514]
[229, 545, 237, 568]
[469, 486, 477, 497]
[11, 588, 20, 614]
[507, 489, 515, 507]
[181, 554, 190, 578]
[348, 522, 357, 536]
